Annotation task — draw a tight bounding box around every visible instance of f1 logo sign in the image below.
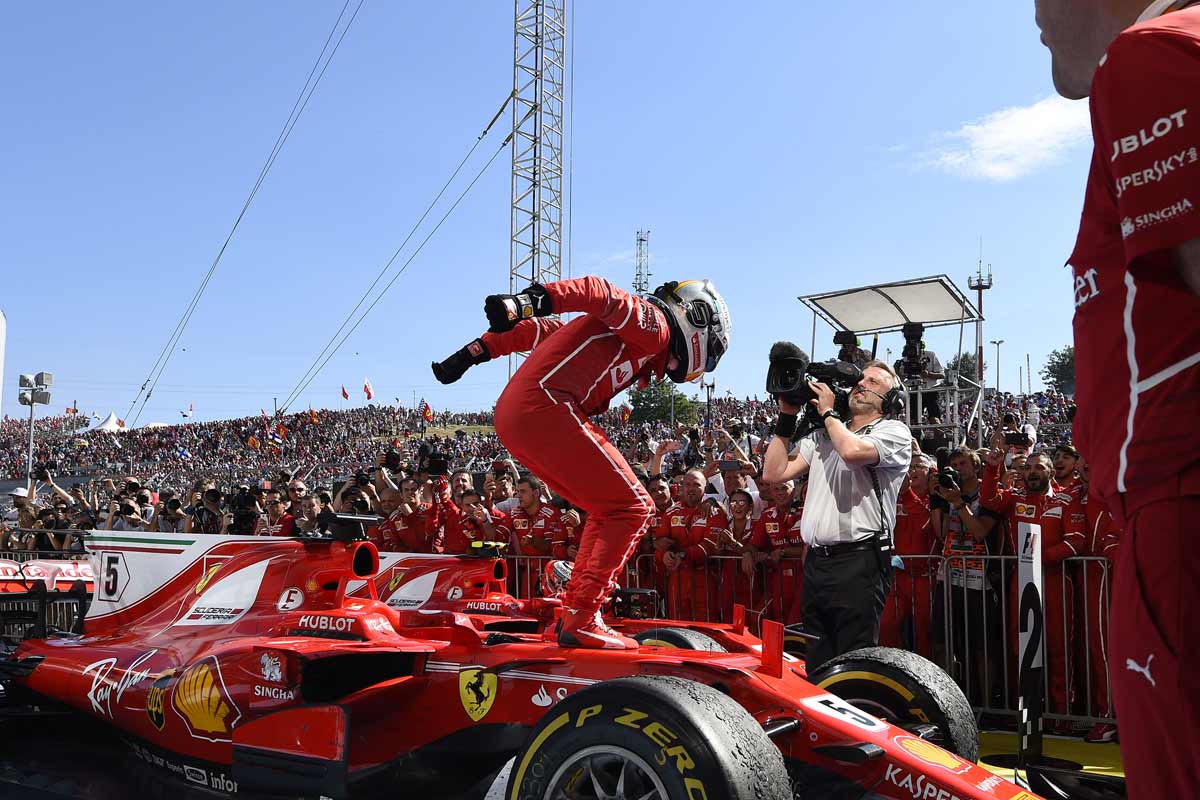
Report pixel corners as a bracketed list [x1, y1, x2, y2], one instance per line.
[276, 587, 304, 612]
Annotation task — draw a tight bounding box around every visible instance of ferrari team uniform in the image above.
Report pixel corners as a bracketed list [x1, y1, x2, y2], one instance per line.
[717, 516, 761, 624]
[485, 277, 668, 621]
[1067, 4, 1200, 792]
[508, 502, 562, 596]
[748, 501, 804, 624]
[1070, 487, 1122, 723]
[879, 487, 935, 656]
[981, 463, 1086, 715]
[379, 503, 443, 553]
[655, 500, 728, 621]
[440, 498, 510, 555]
[551, 511, 583, 561]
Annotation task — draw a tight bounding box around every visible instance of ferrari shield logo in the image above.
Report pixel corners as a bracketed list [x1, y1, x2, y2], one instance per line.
[387, 570, 407, 592]
[459, 668, 497, 722]
[194, 563, 222, 595]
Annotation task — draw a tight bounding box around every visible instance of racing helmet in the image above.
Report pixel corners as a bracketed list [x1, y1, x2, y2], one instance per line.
[647, 279, 732, 383]
[542, 559, 573, 598]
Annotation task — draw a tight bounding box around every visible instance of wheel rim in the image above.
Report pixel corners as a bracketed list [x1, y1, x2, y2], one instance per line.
[543, 744, 670, 800]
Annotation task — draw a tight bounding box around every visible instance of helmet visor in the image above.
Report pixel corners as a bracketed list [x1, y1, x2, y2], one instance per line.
[705, 329, 726, 372]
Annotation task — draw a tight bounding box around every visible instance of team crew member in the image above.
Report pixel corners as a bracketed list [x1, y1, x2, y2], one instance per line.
[655, 469, 729, 622]
[1036, 1, 1200, 791]
[390, 478, 444, 553]
[981, 448, 1086, 723]
[550, 504, 584, 561]
[720, 488, 761, 621]
[764, 360, 912, 672]
[879, 454, 936, 655]
[433, 276, 731, 648]
[1069, 456, 1122, 743]
[440, 488, 508, 555]
[744, 481, 805, 624]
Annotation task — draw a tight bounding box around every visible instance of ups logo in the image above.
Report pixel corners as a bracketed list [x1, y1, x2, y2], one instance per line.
[671, 515, 685, 526]
[145, 671, 173, 731]
[1015, 503, 1035, 518]
[513, 518, 529, 530]
[766, 523, 779, 533]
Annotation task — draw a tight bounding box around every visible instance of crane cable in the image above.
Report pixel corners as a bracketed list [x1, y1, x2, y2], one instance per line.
[125, 0, 364, 428]
[277, 98, 527, 415]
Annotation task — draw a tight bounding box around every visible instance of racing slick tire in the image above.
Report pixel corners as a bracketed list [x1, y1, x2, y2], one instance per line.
[505, 675, 790, 800]
[631, 627, 726, 651]
[809, 646, 978, 763]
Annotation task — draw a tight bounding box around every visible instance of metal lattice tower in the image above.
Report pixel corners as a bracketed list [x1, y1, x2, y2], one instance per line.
[510, 0, 566, 294]
[633, 229, 651, 295]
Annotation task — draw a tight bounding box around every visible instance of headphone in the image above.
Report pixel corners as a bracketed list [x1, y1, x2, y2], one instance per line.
[864, 381, 906, 417]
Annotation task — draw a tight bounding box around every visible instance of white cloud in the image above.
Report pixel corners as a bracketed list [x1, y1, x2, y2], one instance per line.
[923, 95, 1091, 181]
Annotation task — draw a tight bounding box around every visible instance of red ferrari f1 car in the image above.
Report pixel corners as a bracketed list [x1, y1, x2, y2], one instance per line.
[0, 528, 1114, 799]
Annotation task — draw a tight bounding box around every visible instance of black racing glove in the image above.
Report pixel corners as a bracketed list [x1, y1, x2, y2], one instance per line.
[431, 338, 491, 385]
[484, 282, 553, 333]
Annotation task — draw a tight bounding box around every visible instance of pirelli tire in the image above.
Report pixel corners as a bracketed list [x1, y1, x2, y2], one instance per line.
[631, 627, 726, 651]
[809, 646, 978, 762]
[505, 675, 790, 800]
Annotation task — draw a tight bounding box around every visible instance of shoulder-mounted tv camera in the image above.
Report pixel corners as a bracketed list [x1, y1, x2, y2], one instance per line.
[765, 342, 863, 437]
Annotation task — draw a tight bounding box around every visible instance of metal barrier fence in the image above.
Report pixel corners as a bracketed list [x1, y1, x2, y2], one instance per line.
[505, 551, 1116, 728]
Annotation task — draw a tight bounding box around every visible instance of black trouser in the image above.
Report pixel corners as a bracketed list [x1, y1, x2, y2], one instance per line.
[802, 545, 892, 673]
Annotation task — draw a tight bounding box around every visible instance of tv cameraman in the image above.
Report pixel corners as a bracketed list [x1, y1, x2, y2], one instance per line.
[763, 359, 911, 672]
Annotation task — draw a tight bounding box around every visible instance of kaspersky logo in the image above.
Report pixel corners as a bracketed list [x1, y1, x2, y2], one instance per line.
[171, 658, 241, 742]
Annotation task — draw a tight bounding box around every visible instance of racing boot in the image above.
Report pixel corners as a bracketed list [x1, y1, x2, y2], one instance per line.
[557, 607, 639, 650]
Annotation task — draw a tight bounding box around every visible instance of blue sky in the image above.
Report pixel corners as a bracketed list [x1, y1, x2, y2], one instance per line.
[1, 1, 1087, 424]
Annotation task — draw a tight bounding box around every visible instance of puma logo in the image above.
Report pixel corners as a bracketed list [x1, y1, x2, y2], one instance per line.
[1126, 654, 1156, 687]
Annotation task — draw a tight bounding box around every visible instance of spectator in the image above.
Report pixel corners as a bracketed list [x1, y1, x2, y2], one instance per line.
[656, 469, 727, 622]
[256, 488, 295, 536]
[929, 445, 1003, 705]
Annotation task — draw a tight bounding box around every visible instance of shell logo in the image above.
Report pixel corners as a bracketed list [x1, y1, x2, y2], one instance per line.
[172, 658, 241, 742]
[894, 735, 972, 774]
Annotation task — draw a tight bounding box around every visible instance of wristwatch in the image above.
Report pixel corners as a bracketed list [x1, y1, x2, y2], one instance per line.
[819, 410, 838, 424]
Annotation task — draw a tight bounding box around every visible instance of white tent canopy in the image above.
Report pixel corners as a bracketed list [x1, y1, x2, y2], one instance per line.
[799, 275, 980, 335]
[91, 412, 125, 433]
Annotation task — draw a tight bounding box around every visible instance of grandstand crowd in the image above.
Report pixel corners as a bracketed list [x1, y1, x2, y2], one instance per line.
[0, 385, 1111, 739]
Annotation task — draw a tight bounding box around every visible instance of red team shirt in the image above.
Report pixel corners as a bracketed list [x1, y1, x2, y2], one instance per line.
[1068, 8, 1200, 505]
[509, 503, 563, 556]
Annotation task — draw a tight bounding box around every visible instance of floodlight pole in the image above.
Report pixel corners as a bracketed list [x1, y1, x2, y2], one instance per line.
[990, 340, 1005, 393]
[27, 400, 35, 482]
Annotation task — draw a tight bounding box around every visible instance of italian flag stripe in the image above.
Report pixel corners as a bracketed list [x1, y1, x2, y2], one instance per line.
[87, 535, 196, 546]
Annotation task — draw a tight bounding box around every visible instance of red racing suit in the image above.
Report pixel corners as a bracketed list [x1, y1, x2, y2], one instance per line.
[485, 277, 669, 616]
[655, 500, 727, 622]
[717, 516, 760, 625]
[982, 463, 1086, 714]
[749, 501, 804, 624]
[440, 497, 510, 555]
[1066, 9, 1200, 792]
[880, 488, 935, 657]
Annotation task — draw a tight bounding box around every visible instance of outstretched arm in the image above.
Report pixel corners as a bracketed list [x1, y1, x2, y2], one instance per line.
[432, 319, 564, 385]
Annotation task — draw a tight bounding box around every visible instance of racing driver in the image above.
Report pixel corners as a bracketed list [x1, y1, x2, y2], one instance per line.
[432, 276, 732, 649]
[1036, 0, 1200, 794]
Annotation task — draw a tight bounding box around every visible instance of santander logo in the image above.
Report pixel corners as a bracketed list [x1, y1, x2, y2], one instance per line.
[690, 332, 701, 371]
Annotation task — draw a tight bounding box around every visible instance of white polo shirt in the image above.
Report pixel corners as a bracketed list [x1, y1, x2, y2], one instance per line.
[797, 417, 912, 546]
